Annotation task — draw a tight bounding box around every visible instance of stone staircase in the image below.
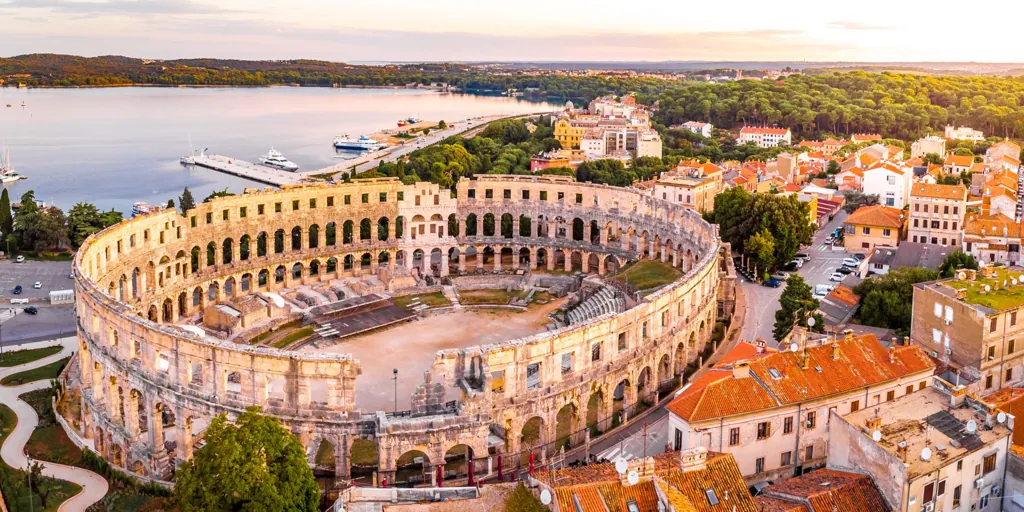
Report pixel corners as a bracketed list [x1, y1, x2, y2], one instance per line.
[566, 286, 626, 325]
[442, 285, 462, 307]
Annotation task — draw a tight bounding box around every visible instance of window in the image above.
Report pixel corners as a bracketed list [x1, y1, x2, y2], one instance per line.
[914, 203, 919, 212]
[783, 417, 793, 434]
[522, 190, 530, 200]
[919, 381, 926, 390]
[938, 479, 946, 499]
[781, 451, 792, 466]
[984, 453, 997, 474]
[485, 189, 493, 199]
[361, 193, 369, 204]
[953, 206, 959, 214]
[205, 212, 212, 224]
[913, 219, 919, 228]
[557, 192, 565, 201]
[222, 209, 228, 220]
[309, 198, 317, 209]
[944, 205, 950, 214]
[190, 216, 197, 228]
[986, 375, 994, 389]
[674, 429, 682, 451]
[756, 422, 770, 440]
[1011, 339, 1017, 353]
[957, 460, 963, 471]
[883, 229, 891, 237]
[275, 202, 282, 212]
[906, 385, 914, 395]
[887, 390, 895, 401]
[344, 195, 351, 205]
[806, 411, 816, 429]
[952, 485, 961, 508]
[626, 501, 639, 512]
[326, 197, 334, 207]
[989, 346, 996, 359]
[502, 189, 511, 199]
[292, 200, 299, 211]
[239, 206, 247, 218]
[258, 204, 265, 215]
[923, 481, 935, 503]
[618, 333, 626, 352]
[379, 192, 387, 202]
[991, 318, 998, 332]
[850, 400, 860, 413]
[467, 189, 475, 199]
[705, 490, 719, 506]
[862, 227, 870, 235]
[755, 457, 765, 474]
[575, 193, 583, 204]
[1008, 368, 1014, 382]
[805, 446, 814, 461]
[397, 192, 404, 201]
[540, 191, 547, 201]
[729, 427, 740, 446]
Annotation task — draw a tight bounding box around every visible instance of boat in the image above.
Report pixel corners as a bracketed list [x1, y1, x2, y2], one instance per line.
[0, 147, 26, 184]
[179, 136, 203, 165]
[258, 148, 299, 171]
[397, 120, 407, 127]
[333, 135, 386, 151]
[406, 117, 422, 124]
[132, 202, 159, 217]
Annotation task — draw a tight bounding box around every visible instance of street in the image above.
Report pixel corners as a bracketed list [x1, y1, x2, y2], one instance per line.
[0, 259, 74, 300]
[738, 210, 851, 345]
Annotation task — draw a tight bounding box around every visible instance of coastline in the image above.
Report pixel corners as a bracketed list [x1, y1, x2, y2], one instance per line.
[0, 82, 452, 90]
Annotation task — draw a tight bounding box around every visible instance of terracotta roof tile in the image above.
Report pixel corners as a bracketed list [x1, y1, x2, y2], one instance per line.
[988, 388, 1024, 448]
[763, 469, 890, 512]
[827, 285, 859, 307]
[740, 126, 790, 135]
[754, 496, 810, 512]
[713, 341, 777, 368]
[944, 154, 974, 167]
[846, 205, 903, 228]
[910, 183, 967, 200]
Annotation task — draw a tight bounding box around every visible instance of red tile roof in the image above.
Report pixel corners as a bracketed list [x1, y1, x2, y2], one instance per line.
[713, 341, 777, 368]
[944, 154, 974, 167]
[762, 469, 891, 512]
[754, 496, 810, 512]
[740, 126, 790, 135]
[910, 183, 967, 200]
[845, 205, 904, 228]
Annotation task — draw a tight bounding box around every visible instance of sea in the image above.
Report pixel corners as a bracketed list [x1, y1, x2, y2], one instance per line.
[0, 86, 554, 214]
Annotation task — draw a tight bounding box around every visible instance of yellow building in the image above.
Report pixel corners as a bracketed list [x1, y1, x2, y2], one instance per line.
[843, 205, 905, 254]
[553, 118, 585, 149]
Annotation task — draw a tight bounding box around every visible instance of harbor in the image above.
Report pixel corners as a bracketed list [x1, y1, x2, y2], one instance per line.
[188, 154, 308, 187]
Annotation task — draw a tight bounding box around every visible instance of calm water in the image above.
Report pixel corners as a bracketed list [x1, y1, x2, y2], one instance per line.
[0, 87, 553, 213]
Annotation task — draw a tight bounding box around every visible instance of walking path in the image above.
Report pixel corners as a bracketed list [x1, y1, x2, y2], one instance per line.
[0, 337, 108, 511]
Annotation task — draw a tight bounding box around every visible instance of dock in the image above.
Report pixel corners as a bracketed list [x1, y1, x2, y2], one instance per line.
[191, 154, 308, 187]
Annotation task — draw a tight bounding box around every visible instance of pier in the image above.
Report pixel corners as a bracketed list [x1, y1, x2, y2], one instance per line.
[190, 154, 308, 187]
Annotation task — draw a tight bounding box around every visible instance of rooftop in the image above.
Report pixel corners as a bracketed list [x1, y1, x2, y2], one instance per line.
[910, 183, 967, 201]
[845, 205, 904, 228]
[759, 469, 891, 512]
[939, 267, 1024, 312]
[840, 387, 1011, 479]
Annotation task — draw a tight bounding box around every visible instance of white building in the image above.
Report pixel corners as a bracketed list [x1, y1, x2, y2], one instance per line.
[945, 124, 985, 142]
[738, 126, 792, 148]
[681, 121, 713, 137]
[862, 162, 913, 208]
[910, 136, 947, 158]
[579, 130, 606, 160]
[635, 130, 663, 159]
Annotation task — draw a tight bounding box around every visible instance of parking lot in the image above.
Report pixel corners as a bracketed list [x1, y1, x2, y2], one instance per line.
[738, 211, 853, 345]
[0, 259, 74, 300]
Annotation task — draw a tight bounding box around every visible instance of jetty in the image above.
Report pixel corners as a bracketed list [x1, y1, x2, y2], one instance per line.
[190, 154, 307, 187]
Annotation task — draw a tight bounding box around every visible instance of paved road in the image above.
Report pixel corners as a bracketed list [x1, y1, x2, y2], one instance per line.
[738, 210, 852, 345]
[0, 305, 76, 348]
[0, 260, 73, 300]
[0, 337, 109, 510]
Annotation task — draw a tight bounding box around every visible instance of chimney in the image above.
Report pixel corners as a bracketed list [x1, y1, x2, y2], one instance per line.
[832, 340, 841, 360]
[680, 447, 708, 472]
[843, 329, 854, 343]
[733, 362, 751, 379]
[866, 417, 882, 430]
[896, 441, 908, 460]
[888, 346, 896, 363]
[903, 336, 911, 346]
[951, 384, 967, 408]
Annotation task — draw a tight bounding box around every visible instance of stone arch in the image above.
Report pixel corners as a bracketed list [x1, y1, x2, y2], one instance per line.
[343, 220, 354, 244]
[192, 286, 203, 308]
[359, 218, 372, 240]
[442, 444, 474, 482]
[658, 353, 672, 388]
[377, 217, 389, 241]
[224, 276, 236, 297]
[177, 292, 187, 317]
[256, 231, 268, 257]
[360, 252, 372, 268]
[395, 216, 405, 239]
[555, 403, 579, 452]
[291, 226, 302, 251]
[465, 213, 478, 237]
[343, 255, 354, 271]
[147, 304, 158, 322]
[586, 389, 606, 435]
[520, 416, 545, 464]
[613, 378, 632, 422]
[483, 213, 495, 237]
[325, 222, 337, 246]
[207, 281, 220, 302]
[190, 246, 200, 274]
[131, 267, 140, 298]
[519, 215, 532, 237]
[447, 247, 460, 271]
[536, 248, 548, 268]
[351, 438, 379, 481]
[310, 437, 337, 472]
[500, 213, 513, 238]
[161, 298, 173, 322]
[395, 449, 430, 486]
[604, 254, 622, 274]
[637, 366, 652, 396]
[518, 247, 530, 267]
[205, 242, 216, 267]
[258, 269, 269, 288]
[674, 342, 687, 376]
[499, 247, 514, 267]
[572, 217, 584, 241]
[570, 251, 583, 271]
[326, 257, 338, 274]
[448, 214, 459, 237]
[275, 265, 286, 283]
[308, 224, 320, 249]
[378, 252, 390, 269]
[241, 273, 252, 292]
[589, 220, 600, 244]
[274, 229, 285, 254]
[292, 262, 303, 279]
[239, 234, 250, 261]
[309, 259, 320, 277]
[587, 252, 600, 273]
[482, 246, 495, 270]
[429, 248, 442, 274]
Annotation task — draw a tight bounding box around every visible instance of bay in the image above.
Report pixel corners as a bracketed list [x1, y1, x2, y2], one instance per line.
[0, 87, 554, 214]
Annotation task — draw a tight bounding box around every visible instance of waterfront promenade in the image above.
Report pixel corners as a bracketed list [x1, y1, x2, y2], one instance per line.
[191, 154, 308, 187]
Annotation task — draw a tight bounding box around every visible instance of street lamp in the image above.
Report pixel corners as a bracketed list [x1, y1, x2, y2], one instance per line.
[392, 368, 398, 414]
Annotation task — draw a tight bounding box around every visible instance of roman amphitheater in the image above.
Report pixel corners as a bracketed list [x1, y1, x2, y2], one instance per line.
[65, 174, 731, 488]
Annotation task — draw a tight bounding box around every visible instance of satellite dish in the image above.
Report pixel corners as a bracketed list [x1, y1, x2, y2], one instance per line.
[540, 490, 552, 505]
[966, 420, 977, 434]
[627, 471, 639, 486]
[1013, 278, 1019, 286]
[921, 447, 932, 461]
[789, 343, 799, 352]
[872, 431, 882, 442]
[998, 412, 1007, 424]
[985, 285, 992, 292]
[807, 317, 816, 327]
[615, 459, 628, 475]
[958, 271, 966, 280]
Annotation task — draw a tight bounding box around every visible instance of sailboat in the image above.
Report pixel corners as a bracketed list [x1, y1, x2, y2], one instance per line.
[179, 135, 201, 165]
[0, 146, 27, 184]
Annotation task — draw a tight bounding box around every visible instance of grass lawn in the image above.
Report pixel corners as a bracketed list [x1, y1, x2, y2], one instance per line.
[458, 289, 524, 306]
[394, 292, 450, 309]
[0, 345, 62, 367]
[0, 404, 82, 512]
[617, 260, 682, 290]
[271, 326, 314, 349]
[27, 424, 83, 467]
[1, 357, 70, 386]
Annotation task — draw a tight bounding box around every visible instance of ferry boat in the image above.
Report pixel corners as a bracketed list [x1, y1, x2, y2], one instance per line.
[0, 147, 26, 184]
[333, 135, 386, 151]
[258, 148, 299, 171]
[131, 202, 159, 217]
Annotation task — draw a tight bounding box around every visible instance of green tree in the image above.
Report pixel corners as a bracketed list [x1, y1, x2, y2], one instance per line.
[179, 186, 196, 214]
[854, 267, 940, 335]
[174, 407, 319, 512]
[841, 191, 880, 213]
[826, 160, 841, 175]
[203, 188, 235, 203]
[773, 275, 819, 341]
[166, 199, 175, 209]
[505, 482, 546, 512]
[67, 202, 102, 247]
[745, 229, 776, 275]
[922, 153, 944, 166]
[938, 250, 979, 278]
[437, 120, 447, 129]
[0, 188, 12, 240]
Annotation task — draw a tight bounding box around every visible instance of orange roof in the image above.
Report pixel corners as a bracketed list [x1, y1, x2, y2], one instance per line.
[784, 183, 802, 192]
[886, 145, 905, 156]
[944, 154, 974, 167]
[970, 162, 989, 173]
[740, 126, 789, 135]
[851, 133, 882, 141]
[859, 154, 880, 167]
[827, 285, 859, 307]
[841, 166, 864, 178]
[754, 496, 809, 512]
[713, 341, 777, 368]
[668, 334, 933, 422]
[845, 205, 903, 228]
[762, 469, 891, 512]
[986, 388, 1024, 448]
[823, 138, 841, 145]
[963, 213, 1021, 238]
[800, 140, 823, 148]
[910, 183, 967, 200]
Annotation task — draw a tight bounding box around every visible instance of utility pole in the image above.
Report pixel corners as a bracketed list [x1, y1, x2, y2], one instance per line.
[392, 368, 398, 414]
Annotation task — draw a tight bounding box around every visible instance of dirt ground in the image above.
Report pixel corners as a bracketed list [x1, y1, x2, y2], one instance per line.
[304, 299, 565, 412]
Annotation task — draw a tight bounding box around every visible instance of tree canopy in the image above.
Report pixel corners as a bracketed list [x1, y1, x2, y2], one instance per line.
[938, 250, 979, 278]
[773, 275, 822, 341]
[174, 407, 319, 512]
[854, 267, 940, 335]
[709, 187, 814, 267]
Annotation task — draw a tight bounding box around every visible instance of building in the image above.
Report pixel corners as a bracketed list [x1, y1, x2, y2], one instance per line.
[579, 129, 606, 159]
[530, 449, 758, 512]
[738, 126, 792, 148]
[945, 125, 985, 141]
[553, 118, 585, 149]
[835, 167, 864, 192]
[943, 154, 974, 175]
[862, 162, 912, 208]
[907, 183, 968, 247]
[911, 136, 947, 158]
[828, 385, 1012, 512]
[850, 133, 882, 144]
[912, 267, 1024, 394]
[963, 212, 1021, 265]
[986, 140, 1021, 164]
[653, 165, 723, 213]
[817, 285, 860, 326]
[636, 130, 663, 159]
[665, 330, 934, 484]
[529, 152, 571, 172]
[681, 121, 713, 138]
[864, 245, 897, 276]
[890, 241, 953, 271]
[754, 468, 891, 512]
[843, 205, 905, 254]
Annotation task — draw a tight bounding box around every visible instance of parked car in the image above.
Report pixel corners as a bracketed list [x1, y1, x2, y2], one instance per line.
[24, 306, 37, 315]
[782, 261, 800, 272]
[762, 278, 782, 288]
[815, 284, 835, 295]
[836, 267, 854, 275]
[795, 253, 810, 261]
[15, 256, 24, 263]
[829, 272, 846, 282]
[12, 285, 21, 295]
[32, 282, 41, 289]
[824, 236, 835, 245]
[772, 272, 790, 281]
[842, 257, 860, 267]
[852, 253, 866, 261]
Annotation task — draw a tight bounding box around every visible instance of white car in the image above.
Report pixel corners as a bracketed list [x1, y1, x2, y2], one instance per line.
[32, 281, 41, 289]
[829, 272, 845, 282]
[842, 257, 859, 267]
[15, 256, 24, 263]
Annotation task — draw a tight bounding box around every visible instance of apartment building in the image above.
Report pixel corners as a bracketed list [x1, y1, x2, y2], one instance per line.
[738, 126, 792, 148]
[681, 121, 713, 137]
[945, 125, 985, 141]
[943, 154, 974, 175]
[907, 183, 968, 247]
[911, 136, 947, 158]
[844, 205, 905, 254]
[665, 330, 934, 485]
[862, 162, 912, 208]
[912, 267, 1024, 395]
[963, 212, 1021, 265]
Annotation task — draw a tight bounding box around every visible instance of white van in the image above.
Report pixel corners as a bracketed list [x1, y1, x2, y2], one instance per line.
[815, 284, 835, 296]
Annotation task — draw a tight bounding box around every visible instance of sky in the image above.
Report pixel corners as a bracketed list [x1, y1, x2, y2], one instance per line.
[3, 0, 1024, 63]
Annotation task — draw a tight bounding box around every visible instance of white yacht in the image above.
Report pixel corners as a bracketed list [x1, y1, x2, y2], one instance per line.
[0, 147, 26, 184]
[258, 148, 299, 171]
[333, 135, 386, 152]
